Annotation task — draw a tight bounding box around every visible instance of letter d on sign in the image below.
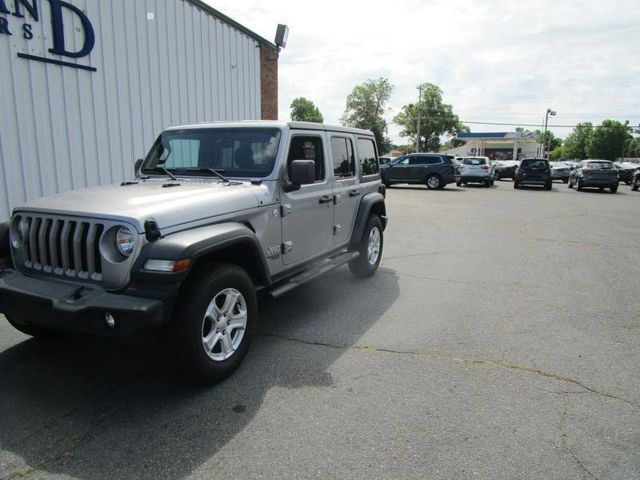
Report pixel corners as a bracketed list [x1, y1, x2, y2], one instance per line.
[47, 0, 95, 58]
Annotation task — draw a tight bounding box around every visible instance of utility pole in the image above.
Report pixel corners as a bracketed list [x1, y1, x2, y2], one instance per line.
[416, 85, 423, 153]
[543, 108, 556, 159]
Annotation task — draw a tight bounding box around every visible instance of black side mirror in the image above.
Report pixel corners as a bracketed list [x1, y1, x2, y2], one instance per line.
[286, 160, 316, 191]
[134, 158, 144, 175]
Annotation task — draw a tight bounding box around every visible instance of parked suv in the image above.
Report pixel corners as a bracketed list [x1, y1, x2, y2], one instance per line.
[514, 158, 552, 190]
[380, 153, 458, 190]
[631, 167, 640, 191]
[456, 156, 494, 187]
[568, 160, 619, 193]
[0, 121, 388, 385]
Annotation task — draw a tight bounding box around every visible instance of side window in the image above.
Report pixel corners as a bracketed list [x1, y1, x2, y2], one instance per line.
[357, 138, 379, 177]
[396, 157, 410, 165]
[330, 137, 356, 178]
[287, 136, 325, 182]
[161, 139, 200, 168]
[409, 157, 425, 165]
[424, 157, 442, 165]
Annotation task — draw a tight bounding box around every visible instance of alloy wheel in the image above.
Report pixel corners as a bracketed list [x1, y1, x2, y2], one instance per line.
[201, 288, 248, 361]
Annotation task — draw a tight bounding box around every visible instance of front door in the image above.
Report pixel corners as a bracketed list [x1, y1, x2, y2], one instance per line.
[388, 156, 411, 181]
[330, 135, 360, 245]
[281, 133, 334, 265]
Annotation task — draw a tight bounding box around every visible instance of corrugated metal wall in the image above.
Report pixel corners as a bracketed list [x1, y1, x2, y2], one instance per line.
[0, 0, 262, 221]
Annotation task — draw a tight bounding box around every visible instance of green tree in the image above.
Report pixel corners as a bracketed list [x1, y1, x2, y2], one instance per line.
[341, 78, 394, 153]
[393, 83, 465, 152]
[562, 122, 593, 159]
[536, 130, 562, 154]
[290, 97, 324, 123]
[587, 120, 632, 160]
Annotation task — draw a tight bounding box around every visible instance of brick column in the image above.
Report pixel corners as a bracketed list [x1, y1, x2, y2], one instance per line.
[260, 45, 278, 120]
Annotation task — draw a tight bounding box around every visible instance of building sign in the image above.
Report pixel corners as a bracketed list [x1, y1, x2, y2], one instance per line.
[0, 0, 96, 71]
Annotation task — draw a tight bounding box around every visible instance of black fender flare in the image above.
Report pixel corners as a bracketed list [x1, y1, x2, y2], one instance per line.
[131, 222, 271, 286]
[349, 193, 387, 249]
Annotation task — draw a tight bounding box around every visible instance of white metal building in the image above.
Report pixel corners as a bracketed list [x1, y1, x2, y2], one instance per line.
[446, 132, 542, 160]
[0, 0, 279, 221]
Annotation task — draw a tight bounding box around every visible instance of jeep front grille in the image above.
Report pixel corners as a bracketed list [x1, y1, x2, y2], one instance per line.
[22, 215, 105, 281]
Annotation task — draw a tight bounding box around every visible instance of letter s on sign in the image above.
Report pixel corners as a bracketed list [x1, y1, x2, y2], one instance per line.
[23, 23, 33, 39]
[47, 0, 95, 58]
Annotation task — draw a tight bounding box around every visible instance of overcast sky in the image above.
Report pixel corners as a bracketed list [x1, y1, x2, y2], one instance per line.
[206, 0, 640, 143]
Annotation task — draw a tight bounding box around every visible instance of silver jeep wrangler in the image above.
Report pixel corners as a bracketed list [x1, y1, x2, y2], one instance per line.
[0, 121, 387, 384]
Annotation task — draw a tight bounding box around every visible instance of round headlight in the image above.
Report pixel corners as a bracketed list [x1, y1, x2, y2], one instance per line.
[115, 227, 135, 257]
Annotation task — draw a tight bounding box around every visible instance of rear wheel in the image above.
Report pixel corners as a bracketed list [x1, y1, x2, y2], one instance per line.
[545, 182, 552, 191]
[168, 263, 257, 385]
[514, 181, 520, 189]
[632, 182, 639, 191]
[456, 181, 462, 187]
[426, 174, 442, 190]
[576, 179, 583, 191]
[610, 185, 618, 194]
[350, 215, 383, 278]
[568, 179, 574, 189]
[6, 316, 59, 338]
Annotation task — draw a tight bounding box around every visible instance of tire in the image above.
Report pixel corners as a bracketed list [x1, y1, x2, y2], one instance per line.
[545, 183, 552, 191]
[610, 186, 617, 194]
[568, 179, 574, 189]
[6, 316, 59, 338]
[513, 181, 519, 189]
[456, 181, 462, 187]
[168, 262, 257, 385]
[425, 174, 442, 190]
[576, 179, 583, 191]
[349, 215, 383, 278]
[631, 181, 638, 191]
[383, 180, 391, 188]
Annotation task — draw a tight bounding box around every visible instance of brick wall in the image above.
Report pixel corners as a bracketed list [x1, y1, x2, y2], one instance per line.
[260, 45, 278, 120]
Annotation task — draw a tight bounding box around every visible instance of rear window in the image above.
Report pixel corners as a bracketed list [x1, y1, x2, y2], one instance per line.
[521, 159, 549, 170]
[463, 158, 487, 166]
[587, 162, 614, 170]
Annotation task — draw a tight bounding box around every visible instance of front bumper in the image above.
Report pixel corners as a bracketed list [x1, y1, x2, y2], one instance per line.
[0, 270, 164, 336]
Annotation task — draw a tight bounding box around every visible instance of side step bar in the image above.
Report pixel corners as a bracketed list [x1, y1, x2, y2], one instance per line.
[266, 251, 359, 299]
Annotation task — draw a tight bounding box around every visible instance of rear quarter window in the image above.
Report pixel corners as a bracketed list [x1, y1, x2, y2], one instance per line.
[356, 138, 380, 179]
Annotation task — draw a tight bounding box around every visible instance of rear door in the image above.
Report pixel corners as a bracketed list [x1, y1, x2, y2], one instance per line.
[330, 135, 360, 246]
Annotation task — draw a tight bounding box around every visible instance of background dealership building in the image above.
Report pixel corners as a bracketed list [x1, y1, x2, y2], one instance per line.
[0, 0, 279, 221]
[446, 132, 543, 160]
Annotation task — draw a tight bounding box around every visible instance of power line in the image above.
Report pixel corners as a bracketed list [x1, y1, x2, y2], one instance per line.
[461, 120, 639, 129]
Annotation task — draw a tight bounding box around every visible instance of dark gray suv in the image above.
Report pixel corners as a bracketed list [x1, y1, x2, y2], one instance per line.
[380, 154, 459, 190]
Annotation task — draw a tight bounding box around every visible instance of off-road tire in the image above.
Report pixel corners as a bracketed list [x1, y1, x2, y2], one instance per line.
[349, 215, 383, 278]
[167, 262, 257, 385]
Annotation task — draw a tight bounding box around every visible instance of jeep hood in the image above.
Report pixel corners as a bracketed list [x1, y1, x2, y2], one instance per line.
[18, 180, 267, 233]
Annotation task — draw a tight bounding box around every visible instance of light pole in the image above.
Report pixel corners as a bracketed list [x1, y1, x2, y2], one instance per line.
[416, 85, 423, 153]
[543, 108, 556, 159]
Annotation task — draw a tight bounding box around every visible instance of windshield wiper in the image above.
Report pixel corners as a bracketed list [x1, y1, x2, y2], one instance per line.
[156, 166, 178, 181]
[186, 168, 231, 183]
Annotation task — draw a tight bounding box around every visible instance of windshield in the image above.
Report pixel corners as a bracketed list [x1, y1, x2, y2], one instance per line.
[142, 128, 281, 178]
[587, 162, 614, 170]
[463, 158, 487, 165]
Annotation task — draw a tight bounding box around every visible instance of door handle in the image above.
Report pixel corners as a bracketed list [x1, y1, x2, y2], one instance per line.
[349, 190, 362, 197]
[319, 195, 333, 204]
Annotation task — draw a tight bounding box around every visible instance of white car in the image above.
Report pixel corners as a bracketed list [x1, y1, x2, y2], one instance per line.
[456, 156, 494, 187]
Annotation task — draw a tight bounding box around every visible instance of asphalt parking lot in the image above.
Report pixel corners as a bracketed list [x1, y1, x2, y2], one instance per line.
[1, 181, 639, 480]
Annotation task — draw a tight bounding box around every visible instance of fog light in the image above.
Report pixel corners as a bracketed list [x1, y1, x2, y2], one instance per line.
[105, 313, 116, 328]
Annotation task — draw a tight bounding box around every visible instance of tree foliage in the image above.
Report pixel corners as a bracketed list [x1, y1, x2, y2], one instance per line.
[290, 97, 324, 123]
[562, 122, 593, 159]
[341, 78, 394, 154]
[586, 120, 631, 160]
[537, 130, 562, 154]
[393, 83, 465, 152]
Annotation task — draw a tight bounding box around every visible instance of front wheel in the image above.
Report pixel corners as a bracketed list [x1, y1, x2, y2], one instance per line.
[167, 263, 257, 385]
[632, 182, 639, 192]
[610, 186, 618, 194]
[350, 215, 383, 278]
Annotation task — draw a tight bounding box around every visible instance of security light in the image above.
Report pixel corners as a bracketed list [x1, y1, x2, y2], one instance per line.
[275, 24, 289, 50]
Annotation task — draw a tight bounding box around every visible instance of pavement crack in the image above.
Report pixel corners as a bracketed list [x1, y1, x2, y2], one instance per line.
[560, 398, 600, 480]
[259, 333, 639, 409]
